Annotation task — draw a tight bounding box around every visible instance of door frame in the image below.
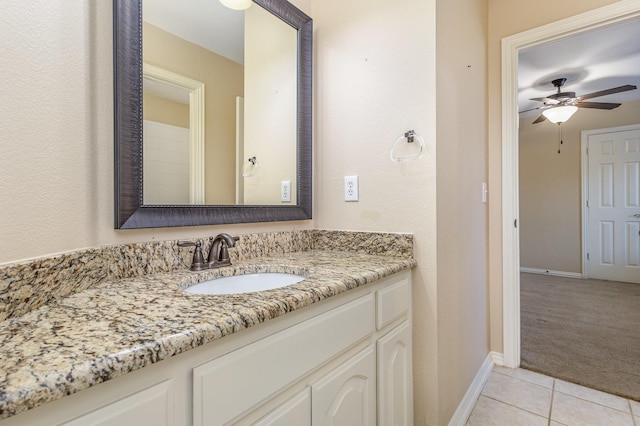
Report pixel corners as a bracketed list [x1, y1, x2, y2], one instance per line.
[143, 63, 206, 205]
[501, 1, 640, 368]
[581, 124, 640, 280]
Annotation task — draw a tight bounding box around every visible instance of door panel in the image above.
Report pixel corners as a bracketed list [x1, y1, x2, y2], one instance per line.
[588, 127, 640, 283]
[311, 347, 376, 426]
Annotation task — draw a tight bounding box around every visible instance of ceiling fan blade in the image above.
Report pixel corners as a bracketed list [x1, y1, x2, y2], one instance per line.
[577, 84, 637, 101]
[575, 101, 621, 110]
[529, 97, 554, 103]
[520, 104, 553, 114]
[532, 114, 546, 124]
[519, 107, 542, 113]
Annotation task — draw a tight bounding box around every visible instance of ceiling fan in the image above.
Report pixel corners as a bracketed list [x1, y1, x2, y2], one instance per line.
[521, 78, 637, 124]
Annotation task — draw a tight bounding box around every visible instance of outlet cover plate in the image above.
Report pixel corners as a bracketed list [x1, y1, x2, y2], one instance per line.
[281, 180, 291, 202]
[344, 176, 359, 201]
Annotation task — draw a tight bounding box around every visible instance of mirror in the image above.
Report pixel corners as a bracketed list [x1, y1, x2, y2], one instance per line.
[114, 0, 312, 229]
[142, 1, 297, 206]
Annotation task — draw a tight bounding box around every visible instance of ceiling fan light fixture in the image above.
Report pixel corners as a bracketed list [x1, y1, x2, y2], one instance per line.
[542, 105, 578, 124]
[219, 0, 252, 10]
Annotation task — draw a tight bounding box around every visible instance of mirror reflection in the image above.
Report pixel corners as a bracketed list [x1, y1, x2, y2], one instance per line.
[142, 0, 297, 205]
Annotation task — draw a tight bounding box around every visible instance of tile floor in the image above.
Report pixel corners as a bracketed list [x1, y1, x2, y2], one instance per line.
[466, 366, 640, 425]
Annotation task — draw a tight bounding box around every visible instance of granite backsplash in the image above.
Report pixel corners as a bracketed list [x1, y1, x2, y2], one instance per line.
[0, 230, 413, 322]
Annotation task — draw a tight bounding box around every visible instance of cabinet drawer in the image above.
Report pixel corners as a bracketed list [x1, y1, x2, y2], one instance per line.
[376, 274, 411, 330]
[62, 380, 174, 426]
[193, 294, 375, 425]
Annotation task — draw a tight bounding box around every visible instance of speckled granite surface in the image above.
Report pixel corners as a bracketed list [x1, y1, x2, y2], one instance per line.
[0, 230, 415, 420]
[0, 249, 107, 323]
[312, 230, 413, 257]
[1, 230, 413, 322]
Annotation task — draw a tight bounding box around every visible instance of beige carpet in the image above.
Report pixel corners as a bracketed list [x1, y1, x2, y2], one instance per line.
[520, 272, 640, 400]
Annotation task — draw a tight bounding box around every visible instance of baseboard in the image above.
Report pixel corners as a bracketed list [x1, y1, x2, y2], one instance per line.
[490, 351, 504, 367]
[520, 267, 582, 279]
[448, 352, 498, 426]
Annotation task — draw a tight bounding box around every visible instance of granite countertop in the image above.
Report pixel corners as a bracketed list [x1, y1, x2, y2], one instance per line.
[0, 249, 416, 420]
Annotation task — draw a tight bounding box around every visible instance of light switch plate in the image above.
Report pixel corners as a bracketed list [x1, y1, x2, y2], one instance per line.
[344, 176, 359, 201]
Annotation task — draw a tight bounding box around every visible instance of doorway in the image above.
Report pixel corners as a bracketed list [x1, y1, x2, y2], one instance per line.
[143, 64, 206, 205]
[501, 2, 640, 368]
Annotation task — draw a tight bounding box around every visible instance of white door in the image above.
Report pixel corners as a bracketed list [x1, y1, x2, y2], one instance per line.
[235, 96, 245, 204]
[586, 125, 640, 283]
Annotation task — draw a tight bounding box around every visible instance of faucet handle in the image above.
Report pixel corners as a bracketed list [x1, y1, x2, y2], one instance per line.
[220, 235, 240, 262]
[219, 241, 230, 263]
[177, 240, 206, 271]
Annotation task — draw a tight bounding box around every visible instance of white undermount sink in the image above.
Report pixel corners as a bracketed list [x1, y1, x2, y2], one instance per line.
[184, 273, 305, 295]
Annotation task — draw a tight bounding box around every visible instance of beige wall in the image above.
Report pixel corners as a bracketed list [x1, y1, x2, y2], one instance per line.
[519, 100, 640, 273]
[312, 0, 438, 422]
[144, 22, 243, 204]
[143, 94, 189, 128]
[12, 0, 623, 423]
[0, 0, 312, 265]
[2, 0, 488, 423]
[244, 5, 297, 205]
[313, 0, 490, 423]
[313, 4, 491, 424]
[436, 0, 489, 421]
[486, 0, 623, 354]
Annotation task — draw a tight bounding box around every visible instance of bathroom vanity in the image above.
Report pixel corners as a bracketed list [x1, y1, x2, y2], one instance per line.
[0, 231, 416, 425]
[0, 0, 420, 422]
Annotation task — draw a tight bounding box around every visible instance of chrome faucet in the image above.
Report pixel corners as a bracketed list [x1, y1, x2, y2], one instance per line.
[178, 233, 239, 271]
[206, 233, 239, 268]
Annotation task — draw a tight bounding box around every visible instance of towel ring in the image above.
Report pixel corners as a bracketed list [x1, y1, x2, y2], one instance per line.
[390, 130, 425, 162]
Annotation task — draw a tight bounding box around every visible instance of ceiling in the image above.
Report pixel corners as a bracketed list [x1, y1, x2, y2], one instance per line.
[518, 17, 640, 119]
[143, 0, 245, 64]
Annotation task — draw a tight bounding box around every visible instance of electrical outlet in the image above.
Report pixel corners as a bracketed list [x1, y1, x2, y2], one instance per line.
[344, 176, 359, 201]
[281, 180, 291, 202]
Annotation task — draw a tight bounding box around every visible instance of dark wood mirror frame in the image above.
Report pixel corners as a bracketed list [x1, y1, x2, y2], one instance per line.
[113, 0, 312, 229]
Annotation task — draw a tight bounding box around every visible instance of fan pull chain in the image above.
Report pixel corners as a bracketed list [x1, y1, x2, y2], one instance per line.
[557, 123, 564, 154]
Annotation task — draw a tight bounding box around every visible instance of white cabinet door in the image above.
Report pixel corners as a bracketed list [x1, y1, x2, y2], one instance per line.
[62, 380, 174, 426]
[252, 388, 311, 426]
[193, 295, 374, 426]
[311, 346, 376, 426]
[377, 321, 413, 426]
